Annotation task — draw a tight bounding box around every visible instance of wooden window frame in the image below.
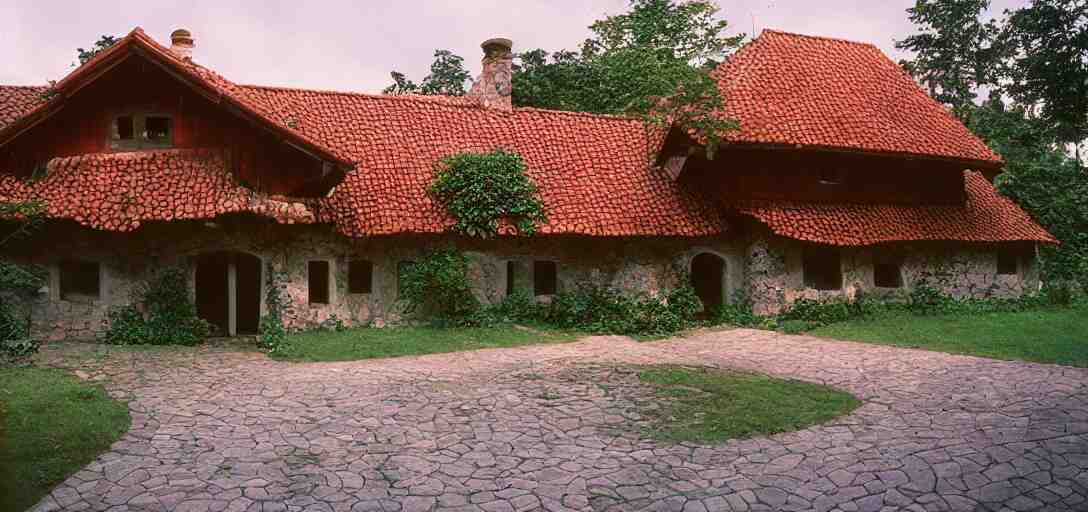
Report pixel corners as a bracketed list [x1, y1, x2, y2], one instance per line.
[108, 111, 174, 151]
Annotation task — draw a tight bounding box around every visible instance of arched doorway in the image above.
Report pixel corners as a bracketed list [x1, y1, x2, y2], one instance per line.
[691, 252, 725, 311]
[196, 252, 262, 336]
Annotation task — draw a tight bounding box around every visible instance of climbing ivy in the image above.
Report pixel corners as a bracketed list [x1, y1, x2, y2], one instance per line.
[104, 267, 210, 346]
[257, 265, 289, 355]
[398, 248, 479, 322]
[430, 150, 546, 238]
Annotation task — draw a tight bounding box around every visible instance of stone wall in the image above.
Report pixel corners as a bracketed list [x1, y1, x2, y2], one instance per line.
[8, 219, 1042, 340]
[745, 229, 1041, 315]
[9, 218, 744, 340]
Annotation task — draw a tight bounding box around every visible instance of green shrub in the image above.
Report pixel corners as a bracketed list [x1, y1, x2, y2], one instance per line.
[542, 281, 702, 336]
[103, 267, 210, 346]
[430, 150, 547, 237]
[780, 298, 857, 325]
[399, 248, 480, 323]
[258, 267, 288, 355]
[707, 302, 761, 327]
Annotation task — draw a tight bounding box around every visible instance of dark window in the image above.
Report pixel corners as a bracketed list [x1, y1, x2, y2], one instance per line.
[506, 261, 517, 296]
[873, 263, 902, 288]
[997, 252, 1018, 275]
[59, 260, 100, 300]
[534, 261, 557, 296]
[145, 116, 171, 142]
[308, 261, 330, 304]
[348, 260, 373, 294]
[818, 168, 845, 185]
[803, 247, 842, 291]
[398, 261, 416, 296]
[114, 116, 134, 140]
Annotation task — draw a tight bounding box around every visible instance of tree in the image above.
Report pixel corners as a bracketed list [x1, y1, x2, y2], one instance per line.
[513, 0, 745, 154]
[76, 35, 118, 66]
[1000, 0, 1088, 157]
[383, 49, 471, 96]
[895, 0, 1000, 112]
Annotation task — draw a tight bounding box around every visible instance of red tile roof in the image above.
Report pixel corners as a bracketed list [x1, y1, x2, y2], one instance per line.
[732, 171, 1057, 246]
[0, 149, 317, 231]
[0, 86, 46, 130]
[711, 30, 1002, 166]
[240, 85, 723, 237]
[0, 28, 1053, 245]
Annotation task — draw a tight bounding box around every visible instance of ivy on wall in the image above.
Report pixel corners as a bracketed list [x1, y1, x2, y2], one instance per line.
[430, 150, 546, 238]
[104, 267, 210, 346]
[257, 265, 289, 355]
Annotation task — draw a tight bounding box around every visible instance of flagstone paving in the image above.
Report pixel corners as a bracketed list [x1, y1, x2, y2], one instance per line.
[29, 328, 1088, 512]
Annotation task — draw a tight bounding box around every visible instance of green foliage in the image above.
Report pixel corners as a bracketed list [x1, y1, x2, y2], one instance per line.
[896, 0, 999, 111]
[104, 267, 210, 346]
[383, 49, 472, 96]
[258, 266, 288, 355]
[76, 35, 118, 66]
[1000, 0, 1088, 150]
[430, 150, 546, 237]
[0, 368, 130, 511]
[398, 248, 479, 322]
[512, 0, 743, 154]
[636, 366, 861, 443]
[0, 262, 47, 361]
[0, 199, 46, 248]
[811, 303, 1088, 367]
[541, 279, 702, 337]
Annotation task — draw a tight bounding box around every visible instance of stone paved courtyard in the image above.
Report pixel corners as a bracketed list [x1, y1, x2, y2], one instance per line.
[29, 328, 1088, 512]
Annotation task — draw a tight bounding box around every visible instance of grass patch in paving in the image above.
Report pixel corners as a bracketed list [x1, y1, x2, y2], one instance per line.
[637, 366, 860, 444]
[810, 306, 1088, 367]
[273, 325, 583, 362]
[0, 367, 130, 511]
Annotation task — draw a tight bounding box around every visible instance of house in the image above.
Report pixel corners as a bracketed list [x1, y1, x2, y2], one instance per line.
[0, 28, 1056, 340]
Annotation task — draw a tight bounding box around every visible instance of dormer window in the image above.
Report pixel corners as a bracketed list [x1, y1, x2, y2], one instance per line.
[109, 113, 173, 150]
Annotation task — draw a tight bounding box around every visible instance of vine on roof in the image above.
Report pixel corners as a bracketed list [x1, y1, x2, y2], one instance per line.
[430, 149, 546, 238]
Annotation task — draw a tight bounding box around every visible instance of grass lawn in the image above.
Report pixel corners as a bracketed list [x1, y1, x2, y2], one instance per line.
[637, 366, 860, 443]
[274, 325, 583, 362]
[0, 367, 130, 512]
[810, 305, 1088, 367]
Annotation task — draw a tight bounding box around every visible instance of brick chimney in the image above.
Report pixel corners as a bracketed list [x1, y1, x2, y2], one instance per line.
[468, 38, 513, 110]
[170, 29, 194, 61]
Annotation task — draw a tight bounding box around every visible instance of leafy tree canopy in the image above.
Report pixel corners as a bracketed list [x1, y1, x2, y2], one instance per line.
[514, 0, 744, 154]
[76, 35, 119, 66]
[383, 49, 471, 96]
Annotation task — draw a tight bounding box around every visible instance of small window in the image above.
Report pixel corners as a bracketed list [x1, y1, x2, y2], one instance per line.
[997, 252, 1018, 276]
[114, 116, 134, 140]
[803, 246, 842, 291]
[348, 260, 373, 294]
[506, 261, 517, 296]
[818, 168, 845, 185]
[534, 261, 557, 296]
[397, 261, 416, 296]
[873, 263, 902, 288]
[308, 261, 330, 304]
[145, 116, 171, 142]
[59, 260, 100, 300]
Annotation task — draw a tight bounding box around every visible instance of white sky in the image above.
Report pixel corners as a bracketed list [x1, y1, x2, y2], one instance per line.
[1, 0, 1029, 93]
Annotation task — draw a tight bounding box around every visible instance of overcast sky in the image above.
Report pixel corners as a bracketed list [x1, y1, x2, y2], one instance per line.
[2, 0, 1029, 93]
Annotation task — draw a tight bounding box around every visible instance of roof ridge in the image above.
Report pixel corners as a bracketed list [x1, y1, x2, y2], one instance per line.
[759, 29, 879, 49]
[239, 83, 641, 122]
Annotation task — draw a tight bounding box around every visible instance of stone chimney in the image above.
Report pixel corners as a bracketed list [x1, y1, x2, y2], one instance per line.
[467, 38, 513, 110]
[170, 29, 194, 61]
